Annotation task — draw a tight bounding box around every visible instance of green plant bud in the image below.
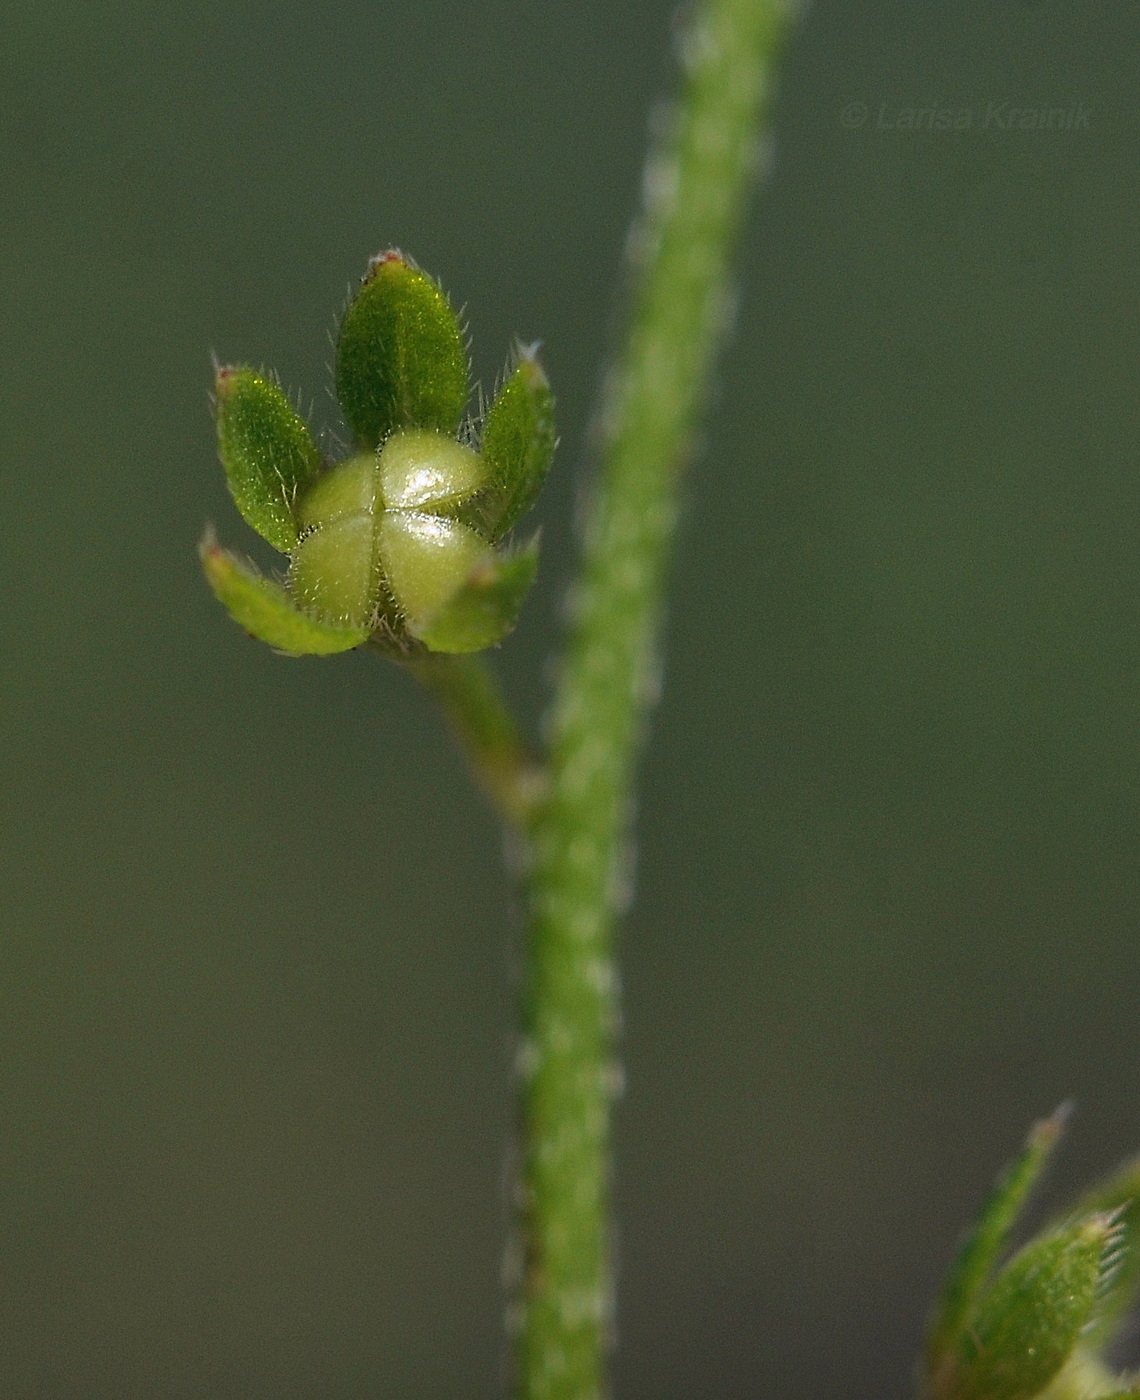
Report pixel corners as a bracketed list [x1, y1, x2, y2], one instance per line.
[478, 344, 556, 540]
[926, 1107, 1069, 1378]
[214, 366, 322, 553]
[204, 254, 553, 657]
[199, 534, 369, 656]
[414, 537, 539, 654]
[335, 250, 468, 449]
[942, 1213, 1122, 1400]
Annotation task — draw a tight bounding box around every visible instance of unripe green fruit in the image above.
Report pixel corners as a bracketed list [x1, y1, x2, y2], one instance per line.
[205, 255, 552, 657]
[290, 513, 378, 627]
[289, 429, 492, 635]
[379, 512, 491, 630]
[379, 430, 486, 510]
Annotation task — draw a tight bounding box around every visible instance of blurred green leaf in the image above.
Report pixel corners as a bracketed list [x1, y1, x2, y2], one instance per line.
[413, 537, 539, 654]
[477, 345, 556, 540]
[926, 1107, 1070, 1379]
[1053, 1156, 1140, 1348]
[943, 1212, 1122, 1400]
[200, 534, 369, 656]
[214, 366, 322, 553]
[335, 250, 468, 449]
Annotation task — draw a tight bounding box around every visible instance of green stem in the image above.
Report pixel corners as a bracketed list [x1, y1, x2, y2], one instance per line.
[400, 650, 546, 830]
[517, 4, 794, 1398]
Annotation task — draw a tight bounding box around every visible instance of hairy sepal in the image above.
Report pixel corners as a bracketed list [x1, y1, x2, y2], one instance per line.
[200, 534, 369, 656]
[477, 344, 555, 540]
[335, 250, 468, 449]
[214, 366, 321, 553]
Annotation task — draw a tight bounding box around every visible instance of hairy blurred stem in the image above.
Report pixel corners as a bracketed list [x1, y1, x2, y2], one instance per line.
[516, 3, 795, 1398]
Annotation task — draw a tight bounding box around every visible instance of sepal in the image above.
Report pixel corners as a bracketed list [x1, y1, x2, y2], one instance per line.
[926, 1107, 1069, 1377]
[335, 250, 468, 449]
[477, 344, 556, 540]
[214, 366, 321, 553]
[1052, 1156, 1140, 1349]
[200, 533, 369, 656]
[946, 1212, 1123, 1400]
[413, 536, 540, 654]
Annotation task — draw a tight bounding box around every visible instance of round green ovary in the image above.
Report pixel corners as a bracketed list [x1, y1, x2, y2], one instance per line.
[295, 453, 378, 530]
[289, 435, 491, 638]
[379, 430, 486, 511]
[379, 513, 490, 632]
[289, 513, 377, 627]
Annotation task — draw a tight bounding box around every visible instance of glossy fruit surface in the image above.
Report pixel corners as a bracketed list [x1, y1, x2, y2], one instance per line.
[289, 431, 492, 632]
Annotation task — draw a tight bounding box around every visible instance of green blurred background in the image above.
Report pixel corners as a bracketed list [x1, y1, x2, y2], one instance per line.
[2, 2, 1139, 1396]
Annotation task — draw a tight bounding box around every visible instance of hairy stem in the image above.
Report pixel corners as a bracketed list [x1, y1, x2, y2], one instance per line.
[401, 650, 546, 829]
[515, 3, 794, 1398]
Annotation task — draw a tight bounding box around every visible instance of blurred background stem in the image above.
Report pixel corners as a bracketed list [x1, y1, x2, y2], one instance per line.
[514, 3, 795, 1397]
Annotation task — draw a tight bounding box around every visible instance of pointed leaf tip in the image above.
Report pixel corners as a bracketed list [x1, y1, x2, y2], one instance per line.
[214, 366, 321, 553]
[365, 247, 411, 278]
[200, 533, 370, 656]
[335, 252, 468, 448]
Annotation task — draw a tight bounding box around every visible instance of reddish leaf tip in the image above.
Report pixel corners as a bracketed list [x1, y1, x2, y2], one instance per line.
[364, 248, 409, 282]
[213, 364, 242, 396]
